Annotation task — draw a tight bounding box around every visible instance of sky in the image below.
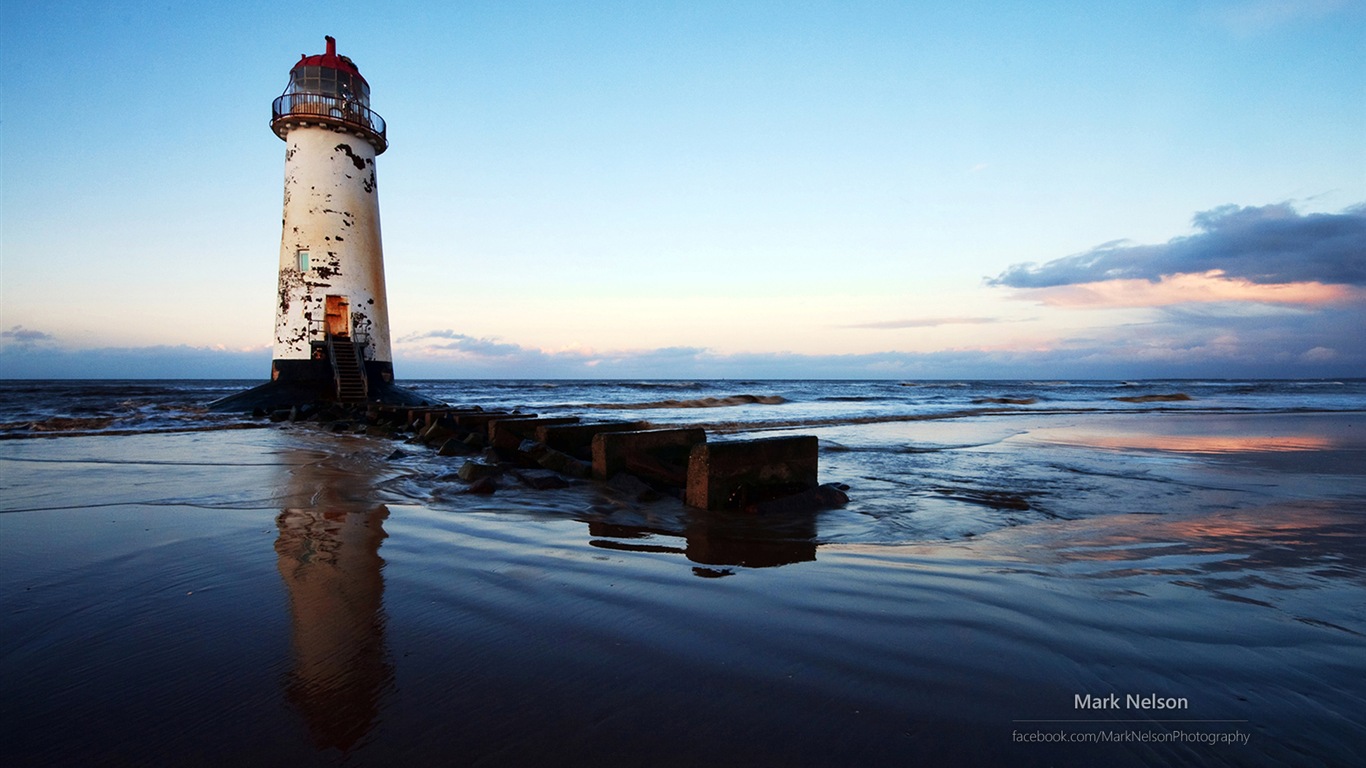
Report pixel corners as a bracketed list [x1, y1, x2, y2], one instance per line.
[1, 0, 1363, 380]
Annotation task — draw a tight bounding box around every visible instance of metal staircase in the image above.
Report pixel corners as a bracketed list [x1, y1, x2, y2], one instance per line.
[326, 335, 369, 403]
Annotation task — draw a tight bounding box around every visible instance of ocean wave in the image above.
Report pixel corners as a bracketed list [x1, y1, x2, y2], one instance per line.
[0, 422, 268, 440]
[818, 396, 890, 402]
[2, 416, 118, 433]
[688, 408, 1004, 433]
[581, 394, 788, 410]
[1113, 393, 1192, 403]
[822, 439, 1012, 454]
[680, 402, 1319, 433]
[972, 397, 1039, 405]
[620, 381, 707, 390]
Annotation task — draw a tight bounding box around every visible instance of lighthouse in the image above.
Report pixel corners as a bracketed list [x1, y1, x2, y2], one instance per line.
[215, 36, 433, 410]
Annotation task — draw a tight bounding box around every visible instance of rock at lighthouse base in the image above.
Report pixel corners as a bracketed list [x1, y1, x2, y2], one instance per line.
[208, 378, 440, 412]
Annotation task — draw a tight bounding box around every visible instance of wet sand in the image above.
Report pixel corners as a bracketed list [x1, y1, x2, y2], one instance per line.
[1, 411, 1363, 766]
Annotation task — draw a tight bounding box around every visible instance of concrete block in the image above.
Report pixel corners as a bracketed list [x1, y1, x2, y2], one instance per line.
[452, 411, 528, 431]
[537, 421, 651, 460]
[457, 460, 503, 482]
[539, 448, 592, 479]
[488, 416, 581, 451]
[593, 428, 706, 484]
[685, 436, 819, 511]
[419, 422, 462, 446]
[414, 408, 451, 427]
[420, 408, 482, 428]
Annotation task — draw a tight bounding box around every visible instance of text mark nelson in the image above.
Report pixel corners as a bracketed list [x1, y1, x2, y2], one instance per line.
[1075, 693, 1190, 710]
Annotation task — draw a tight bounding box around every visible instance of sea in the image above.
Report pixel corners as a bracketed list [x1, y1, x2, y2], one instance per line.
[2, 378, 1364, 766]
[4, 378, 1365, 436]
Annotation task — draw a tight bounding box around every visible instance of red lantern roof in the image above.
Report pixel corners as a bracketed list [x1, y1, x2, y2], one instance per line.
[291, 36, 368, 86]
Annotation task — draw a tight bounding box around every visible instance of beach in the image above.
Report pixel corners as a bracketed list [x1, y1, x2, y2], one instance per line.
[1, 380, 1364, 766]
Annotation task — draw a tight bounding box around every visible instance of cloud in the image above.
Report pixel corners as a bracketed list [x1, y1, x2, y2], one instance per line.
[1112, 299, 1365, 372]
[988, 203, 1366, 289]
[1301, 346, 1337, 363]
[389, 316, 1364, 380]
[1, 325, 56, 344]
[2, 327, 1360, 380]
[845, 317, 1003, 329]
[397, 331, 719, 377]
[1014, 272, 1358, 309]
[0, 343, 270, 379]
[398, 325, 524, 355]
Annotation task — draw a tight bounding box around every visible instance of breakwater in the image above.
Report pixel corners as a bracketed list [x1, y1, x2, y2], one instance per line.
[257, 401, 850, 513]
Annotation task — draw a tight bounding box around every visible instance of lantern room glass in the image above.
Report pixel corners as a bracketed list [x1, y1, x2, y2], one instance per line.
[284, 66, 370, 105]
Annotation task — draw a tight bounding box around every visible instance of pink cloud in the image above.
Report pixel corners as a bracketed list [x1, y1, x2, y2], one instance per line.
[1013, 271, 1358, 309]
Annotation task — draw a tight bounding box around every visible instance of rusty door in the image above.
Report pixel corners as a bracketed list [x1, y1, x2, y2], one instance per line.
[324, 295, 351, 337]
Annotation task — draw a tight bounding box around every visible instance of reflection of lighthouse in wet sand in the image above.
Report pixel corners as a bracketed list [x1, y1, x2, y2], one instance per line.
[215, 36, 433, 411]
[274, 448, 393, 751]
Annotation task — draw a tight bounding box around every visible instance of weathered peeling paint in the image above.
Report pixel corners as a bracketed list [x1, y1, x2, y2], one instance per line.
[273, 126, 392, 362]
[333, 142, 368, 171]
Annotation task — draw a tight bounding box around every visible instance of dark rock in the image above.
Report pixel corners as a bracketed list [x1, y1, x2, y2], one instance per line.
[385, 449, 407, 461]
[606, 472, 661, 502]
[269, 409, 291, 422]
[329, 420, 353, 433]
[463, 476, 498, 494]
[463, 431, 487, 449]
[517, 439, 548, 458]
[457, 460, 503, 482]
[535, 447, 591, 479]
[513, 469, 570, 490]
[745, 483, 850, 515]
[438, 438, 476, 457]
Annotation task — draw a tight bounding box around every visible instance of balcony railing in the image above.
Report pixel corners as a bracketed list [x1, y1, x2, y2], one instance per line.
[272, 93, 387, 153]
[307, 317, 371, 356]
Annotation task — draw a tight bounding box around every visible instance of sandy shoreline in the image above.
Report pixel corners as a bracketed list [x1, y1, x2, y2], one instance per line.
[2, 410, 1363, 766]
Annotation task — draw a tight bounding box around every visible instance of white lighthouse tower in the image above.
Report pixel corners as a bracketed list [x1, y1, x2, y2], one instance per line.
[217, 36, 432, 410]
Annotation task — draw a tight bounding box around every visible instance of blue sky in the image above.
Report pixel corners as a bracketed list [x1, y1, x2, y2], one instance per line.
[2, 0, 1363, 379]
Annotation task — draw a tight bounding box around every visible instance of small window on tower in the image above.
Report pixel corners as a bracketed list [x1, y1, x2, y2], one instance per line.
[297, 249, 310, 271]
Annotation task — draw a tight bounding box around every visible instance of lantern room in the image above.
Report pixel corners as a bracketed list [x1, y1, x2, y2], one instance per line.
[271, 36, 387, 154]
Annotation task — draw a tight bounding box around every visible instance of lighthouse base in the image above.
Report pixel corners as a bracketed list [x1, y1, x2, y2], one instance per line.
[208, 359, 441, 412]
